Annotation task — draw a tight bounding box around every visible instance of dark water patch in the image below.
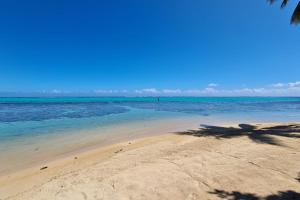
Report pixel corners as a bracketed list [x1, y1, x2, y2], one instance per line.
[1, 99, 300, 122]
[0, 102, 129, 122]
[121, 101, 300, 115]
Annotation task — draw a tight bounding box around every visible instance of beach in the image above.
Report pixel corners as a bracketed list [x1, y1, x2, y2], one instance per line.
[1, 122, 300, 200]
[1, 0, 299, 198]
[4, 97, 300, 176]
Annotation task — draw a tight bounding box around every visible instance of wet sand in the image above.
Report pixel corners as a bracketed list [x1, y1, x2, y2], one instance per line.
[1, 122, 300, 199]
[0, 115, 212, 176]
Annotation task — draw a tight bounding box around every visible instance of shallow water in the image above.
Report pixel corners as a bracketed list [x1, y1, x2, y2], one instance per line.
[0, 97, 300, 174]
[1, 97, 300, 140]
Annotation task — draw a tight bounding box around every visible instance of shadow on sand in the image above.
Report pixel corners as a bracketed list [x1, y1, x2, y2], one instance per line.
[176, 124, 300, 199]
[175, 124, 300, 146]
[210, 189, 300, 200]
[296, 172, 300, 183]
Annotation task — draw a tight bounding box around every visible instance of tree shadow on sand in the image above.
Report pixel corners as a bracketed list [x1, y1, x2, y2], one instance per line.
[210, 189, 300, 200]
[175, 124, 300, 146]
[296, 172, 300, 183]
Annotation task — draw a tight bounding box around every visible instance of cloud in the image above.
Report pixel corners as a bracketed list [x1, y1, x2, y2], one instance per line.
[10, 81, 300, 97]
[48, 89, 71, 94]
[162, 89, 182, 94]
[135, 88, 159, 94]
[94, 89, 115, 94]
[271, 83, 285, 88]
[203, 87, 217, 93]
[94, 89, 130, 94]
[208, 83, 218, 87]
[271, 81, 300, 89]
[52, 89, 62, 94]
[185, 89, 202, 95]
[288, 81, 300, 88]
[171, 81, 300, 96]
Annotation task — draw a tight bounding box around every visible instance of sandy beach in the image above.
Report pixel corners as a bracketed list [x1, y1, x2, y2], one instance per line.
[1, 0, 299, 199]
[0, 122, 300, 200]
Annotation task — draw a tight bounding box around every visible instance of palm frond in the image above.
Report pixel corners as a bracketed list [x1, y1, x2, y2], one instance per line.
[291, 2, 300, 24]
[268, 0, 276, 4]
[281, 0, 289, 8]
[268, 0, 300, 24]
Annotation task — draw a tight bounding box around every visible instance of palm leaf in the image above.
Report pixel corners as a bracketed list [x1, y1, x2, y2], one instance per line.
[268, 0, 300, 24]
[268, 0, 276, 4]
[281, 0, 289, 8]
[291, 2, 300, 24]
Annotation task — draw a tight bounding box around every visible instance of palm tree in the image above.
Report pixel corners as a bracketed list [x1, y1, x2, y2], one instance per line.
[268, 0, 300, 24]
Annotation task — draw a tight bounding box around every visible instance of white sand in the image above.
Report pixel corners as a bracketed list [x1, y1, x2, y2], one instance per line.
[0, 123, 300, 199]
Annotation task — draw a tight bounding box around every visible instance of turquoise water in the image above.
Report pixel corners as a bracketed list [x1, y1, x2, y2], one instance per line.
[1, 96, 300, 103]
[1, 97, 300, 142]
[1, 96, 300, 173]
[0, 107, 186, 142]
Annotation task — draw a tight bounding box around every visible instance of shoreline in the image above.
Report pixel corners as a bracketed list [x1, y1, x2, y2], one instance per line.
[0, 114, 207, 176]
[0, 113, 260, 177]
[1, 122, 300, 199]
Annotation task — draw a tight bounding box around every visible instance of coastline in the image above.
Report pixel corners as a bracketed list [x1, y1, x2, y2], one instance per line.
[1, 122, 300, 199]
[0, 114, 209, 176]
[0, 133, 186, 199]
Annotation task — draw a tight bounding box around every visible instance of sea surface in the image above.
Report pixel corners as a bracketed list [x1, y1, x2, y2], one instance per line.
[1, 97, 300, 174]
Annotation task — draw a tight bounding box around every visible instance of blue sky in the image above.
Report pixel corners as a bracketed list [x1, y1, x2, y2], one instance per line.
[0, 0, 300, 96]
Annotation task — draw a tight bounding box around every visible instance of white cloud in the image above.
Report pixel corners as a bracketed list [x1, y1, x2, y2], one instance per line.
[135, 88, 159, 94]
[208, 83, 218, 87]
[185, 89, 202, 95]
[52, 89, 62, 94]
[162, 89, 182, 94]
[271, 83, 285, 88]
[271, 81, 300, 89]
[94, 89, 115, 94]
[203, 87, 217, 93]
[288, 81, 300, 88]
[184, 88, 218, 95]
[173, 81, 300, 96]
[33, 81, 300, 97]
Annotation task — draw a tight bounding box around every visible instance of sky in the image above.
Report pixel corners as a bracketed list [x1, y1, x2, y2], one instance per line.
[0, 0, 300, 96]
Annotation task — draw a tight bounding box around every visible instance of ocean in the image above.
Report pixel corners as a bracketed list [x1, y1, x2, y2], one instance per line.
[1, 97, 300, 174]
